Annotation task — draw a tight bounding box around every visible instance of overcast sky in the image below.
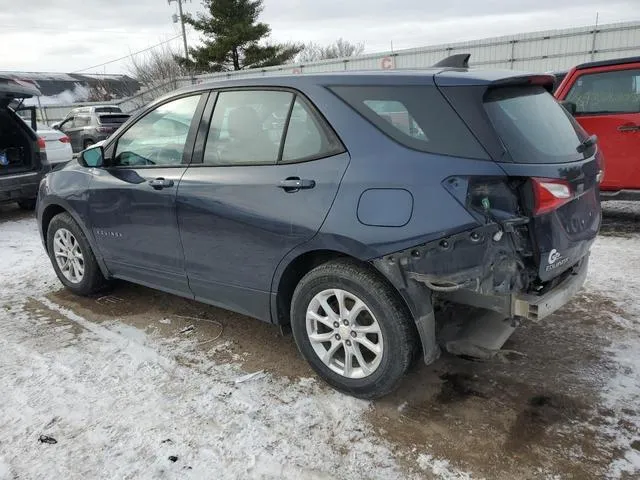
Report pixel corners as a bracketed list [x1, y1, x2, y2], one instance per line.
[1, 0, 639, 74]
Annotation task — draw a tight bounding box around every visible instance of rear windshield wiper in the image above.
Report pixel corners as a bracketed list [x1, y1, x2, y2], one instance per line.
[576, 134, 597, 154]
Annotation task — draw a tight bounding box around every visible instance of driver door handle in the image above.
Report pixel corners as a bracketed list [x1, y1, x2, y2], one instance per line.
[148, 178, 174, 190]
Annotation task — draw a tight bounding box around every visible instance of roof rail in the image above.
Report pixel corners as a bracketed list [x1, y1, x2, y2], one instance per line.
[433, 53, 471, 69]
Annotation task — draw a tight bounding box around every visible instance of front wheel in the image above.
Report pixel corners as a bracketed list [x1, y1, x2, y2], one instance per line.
[46, 212, 109, 296]
[290, 260, 417, 399]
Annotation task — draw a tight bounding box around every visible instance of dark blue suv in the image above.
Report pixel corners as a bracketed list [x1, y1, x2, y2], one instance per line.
[37, 58, 602, 398]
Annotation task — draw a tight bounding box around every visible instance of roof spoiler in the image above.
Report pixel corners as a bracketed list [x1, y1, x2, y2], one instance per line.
[433, 53, 471, 69]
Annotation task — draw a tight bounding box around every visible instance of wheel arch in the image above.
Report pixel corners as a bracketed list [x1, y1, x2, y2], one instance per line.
[272, 244, 437, 365]
[40, 200, 111, 279]
[272, 247, 417, 328]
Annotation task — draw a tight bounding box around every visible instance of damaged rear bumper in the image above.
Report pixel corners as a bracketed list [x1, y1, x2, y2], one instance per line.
[511, 255, 589, 320]
[443, 255, 588, 321]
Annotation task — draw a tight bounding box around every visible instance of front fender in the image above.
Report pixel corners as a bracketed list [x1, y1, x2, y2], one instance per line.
[37, 170, 111, 279]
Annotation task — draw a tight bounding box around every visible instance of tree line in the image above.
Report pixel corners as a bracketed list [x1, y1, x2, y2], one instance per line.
[129, 0, 364, 94]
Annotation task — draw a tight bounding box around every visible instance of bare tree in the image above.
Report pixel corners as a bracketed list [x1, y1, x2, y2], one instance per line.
[296, 38, 365, 63]
[127, 44, 188, 97]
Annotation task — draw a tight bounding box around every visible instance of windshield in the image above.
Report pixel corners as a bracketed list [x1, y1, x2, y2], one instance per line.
[484, 86, 589, 164]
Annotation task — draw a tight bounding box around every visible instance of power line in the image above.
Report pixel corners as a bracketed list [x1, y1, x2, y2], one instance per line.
[73, 35, 183, 73]
[0, 23, 162, 35]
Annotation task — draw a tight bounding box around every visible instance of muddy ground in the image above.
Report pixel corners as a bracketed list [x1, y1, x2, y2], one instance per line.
[5, 202, 640, 479]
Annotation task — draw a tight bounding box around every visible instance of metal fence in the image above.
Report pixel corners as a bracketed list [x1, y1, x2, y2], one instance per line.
[39, 20, 640, 123]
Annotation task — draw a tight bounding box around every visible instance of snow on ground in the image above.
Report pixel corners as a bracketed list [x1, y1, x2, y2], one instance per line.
[586, 214, 640, 478]
[0, 215, 470, 479]
[2, 203, 640, 479]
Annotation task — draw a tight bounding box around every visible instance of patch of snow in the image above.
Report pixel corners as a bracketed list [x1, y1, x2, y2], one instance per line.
[583, 228, 640, 478]
[417, 454, 473, 479]
[0, 456, 11, 480]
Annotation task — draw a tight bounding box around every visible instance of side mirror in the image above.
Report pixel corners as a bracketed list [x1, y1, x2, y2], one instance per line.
[79, 146, 104, 168]
[560, 100, 577, 116]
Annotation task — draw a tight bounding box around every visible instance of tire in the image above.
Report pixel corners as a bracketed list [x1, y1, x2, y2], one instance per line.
[17, 199, 36, 210]
[290, 259, 416, 399]
[46, 212, 109, 296]
[83, 139, 95, 150]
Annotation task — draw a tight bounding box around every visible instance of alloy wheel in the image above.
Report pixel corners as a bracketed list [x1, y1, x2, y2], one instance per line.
[306, 289, 384, 379]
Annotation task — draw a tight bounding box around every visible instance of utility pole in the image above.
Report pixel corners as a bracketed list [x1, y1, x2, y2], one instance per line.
[590, 12, 599, 61]
[168, 0, 189, 61]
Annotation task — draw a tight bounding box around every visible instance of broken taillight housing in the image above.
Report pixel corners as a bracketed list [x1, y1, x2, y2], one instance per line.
[531, 178, 572, 215]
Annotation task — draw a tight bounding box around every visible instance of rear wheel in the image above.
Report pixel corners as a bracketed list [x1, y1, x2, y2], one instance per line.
[83, 139, 95, 150]
[290, 260, 416, 399]
[46, 212, 109, 295]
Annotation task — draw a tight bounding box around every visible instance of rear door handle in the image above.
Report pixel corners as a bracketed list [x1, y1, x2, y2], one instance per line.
[148, 177, 174, 190]
[278, 177, 316, 192]
[617, 123, 640, 132]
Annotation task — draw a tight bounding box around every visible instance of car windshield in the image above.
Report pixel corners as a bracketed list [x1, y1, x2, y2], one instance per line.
[484, 86, 590, 164]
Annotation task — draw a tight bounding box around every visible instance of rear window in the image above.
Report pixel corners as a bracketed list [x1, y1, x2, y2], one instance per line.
[484, 86, 588, 164]
[95, 107, 122, 114]
[99, 114, 129, 125]
[330, 85, 489, 159]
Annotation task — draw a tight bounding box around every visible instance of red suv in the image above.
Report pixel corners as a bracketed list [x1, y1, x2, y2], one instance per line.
[555, 56, 640, 200]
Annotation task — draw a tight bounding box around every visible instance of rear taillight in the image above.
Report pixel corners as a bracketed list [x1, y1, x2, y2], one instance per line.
[532, 178, 572, 215]
[59, 136, 71, 143]
[37, 137, 46, 149]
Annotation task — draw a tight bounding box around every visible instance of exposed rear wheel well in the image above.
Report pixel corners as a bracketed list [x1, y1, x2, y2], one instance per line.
[275, 250, 416, 329]
[41, 204, 67, 252]
[276, 250, 350, 325]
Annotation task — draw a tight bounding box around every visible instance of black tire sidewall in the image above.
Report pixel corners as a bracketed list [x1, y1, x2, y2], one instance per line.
[46, 213, 103, 295]
[291, 265, 413, 398]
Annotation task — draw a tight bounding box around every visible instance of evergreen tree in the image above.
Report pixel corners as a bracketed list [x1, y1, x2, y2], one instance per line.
[181, 0, 302, 72]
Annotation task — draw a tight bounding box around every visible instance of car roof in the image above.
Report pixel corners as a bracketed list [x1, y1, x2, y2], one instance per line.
[174, 68, 552, 94]
[575, 56, 640, 70]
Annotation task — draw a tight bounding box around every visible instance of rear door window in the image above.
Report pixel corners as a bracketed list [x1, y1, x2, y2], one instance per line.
[330, 85, 488, 159]
[204, 90, 293, 165]
[565, 69, 640, 114]
[484, 86, 589, 164]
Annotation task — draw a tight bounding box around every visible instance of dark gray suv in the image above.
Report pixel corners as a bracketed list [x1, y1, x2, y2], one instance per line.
[56, 111, 129, 152]
[36, 57, 602, 398]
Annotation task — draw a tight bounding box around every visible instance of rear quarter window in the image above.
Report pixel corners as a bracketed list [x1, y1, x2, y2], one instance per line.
[329, 85, 489, 159]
